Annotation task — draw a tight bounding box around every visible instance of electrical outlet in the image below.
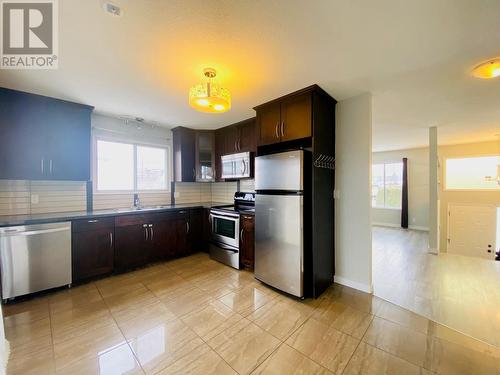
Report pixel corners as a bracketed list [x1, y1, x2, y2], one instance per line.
[173, 191, 180, 198]
[31, 194, 39, 204]
[412, 217, 416, 223]
[333, 190, 340, 199]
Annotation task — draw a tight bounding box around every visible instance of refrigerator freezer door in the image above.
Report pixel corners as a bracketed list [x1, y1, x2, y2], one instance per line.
[254, 194, 303, 297]
[255, 150, 304, 191]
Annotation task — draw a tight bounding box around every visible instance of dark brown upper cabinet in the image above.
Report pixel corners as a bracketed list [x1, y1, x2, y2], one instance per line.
[255, 86, 327, 147]
[213, 118, 256, 181]
[173, 127, 217, 182]
[0, 87, 93, 181]
[172, 127, 196, 182]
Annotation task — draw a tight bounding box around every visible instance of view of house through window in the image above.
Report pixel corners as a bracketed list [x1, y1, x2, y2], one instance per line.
[445, 156, 500, 190]
[372, 162, 403, 208]
[96, 139, 168, 191]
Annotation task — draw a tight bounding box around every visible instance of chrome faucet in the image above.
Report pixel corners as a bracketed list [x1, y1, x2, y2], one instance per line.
[133, 193, 141, 209]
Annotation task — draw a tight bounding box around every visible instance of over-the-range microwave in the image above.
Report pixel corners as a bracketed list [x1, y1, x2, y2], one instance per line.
[221, 152, 252, 179]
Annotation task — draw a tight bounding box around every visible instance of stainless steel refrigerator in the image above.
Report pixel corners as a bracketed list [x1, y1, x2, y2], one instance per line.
[254, 150, 308, 297]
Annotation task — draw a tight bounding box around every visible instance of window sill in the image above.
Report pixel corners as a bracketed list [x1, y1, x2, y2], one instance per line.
[372, 206, 402, 211]
[94, 191, 171, 195]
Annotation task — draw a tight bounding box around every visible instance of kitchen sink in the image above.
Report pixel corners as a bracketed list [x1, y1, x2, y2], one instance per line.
[114, 205, 171, 213]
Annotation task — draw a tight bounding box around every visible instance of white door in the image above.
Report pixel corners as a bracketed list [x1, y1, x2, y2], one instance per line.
[448, 204, 497, 260]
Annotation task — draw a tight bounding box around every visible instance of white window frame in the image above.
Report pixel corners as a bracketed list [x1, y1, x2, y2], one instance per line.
[443, 154, 500, 192]
[93, 135, 171, 194]
[372, 161, 403, 210]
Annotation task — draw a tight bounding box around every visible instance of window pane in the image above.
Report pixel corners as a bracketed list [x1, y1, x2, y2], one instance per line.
[97, 140, 134, 191]
[137, 146, 167, 190]
[372, 164, 385, 207]
[385, 163, 403, 208]
[446, 156, 500, 190]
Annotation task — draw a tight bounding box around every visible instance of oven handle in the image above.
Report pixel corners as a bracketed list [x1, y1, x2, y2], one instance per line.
[209, 212, 239, 221]
[213, 242, 239, 252]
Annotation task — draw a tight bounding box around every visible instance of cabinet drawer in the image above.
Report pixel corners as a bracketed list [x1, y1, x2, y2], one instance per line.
[72, 217, 114, 233]
[115, 214, 150, 227]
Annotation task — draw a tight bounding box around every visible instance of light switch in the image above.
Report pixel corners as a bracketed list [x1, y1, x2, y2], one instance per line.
[31, 194, 39, 204]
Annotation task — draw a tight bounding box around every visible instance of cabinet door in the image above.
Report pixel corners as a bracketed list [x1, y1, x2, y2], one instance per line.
[0, 89, 46, 180]
[195, 131, 215, 182]
[240, 215, 255, 268]
[280, 93, 312, 142]
[172, 127, 196, 182]
[115, 224, 149, 271]
[189, 209, 203, 252]
[257, 103, 281, 146]
[214, 130, 225, 181]
[150, 219, 177, 261]
[223, 126, 239, 154]
[45, 100, 91, 180]
[237, 119, 256, 152]
[175, 216, 191, 257]
[72, 229, 114, 282]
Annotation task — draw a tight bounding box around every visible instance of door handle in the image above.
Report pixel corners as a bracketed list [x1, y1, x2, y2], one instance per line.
[234, 140, 237, 151]
[49, 159, 53, 174]
[240, 228, 244, 242]
[143, 224, 148, 241]
[109, 232, 113, 248]
[149, 224, 154, 241]
[275, 122, 279, 139]
[41, 158, 44, 174]
[237, 139, 241, 151]
[87, 219, 99, 223]
[186, 221, 190, 233]
[281, 121, 285, 137]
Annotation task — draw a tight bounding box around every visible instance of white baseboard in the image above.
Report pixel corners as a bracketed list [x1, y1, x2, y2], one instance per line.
[334, 275, 373, 294]
[372, 222, 429, 231]
[428, 247, 439, 255]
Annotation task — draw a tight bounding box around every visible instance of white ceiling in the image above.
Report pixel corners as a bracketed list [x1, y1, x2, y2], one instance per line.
[1, 0, 500, 151]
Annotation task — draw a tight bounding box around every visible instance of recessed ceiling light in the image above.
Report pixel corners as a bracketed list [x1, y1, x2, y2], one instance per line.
[471, 58, 500, 79]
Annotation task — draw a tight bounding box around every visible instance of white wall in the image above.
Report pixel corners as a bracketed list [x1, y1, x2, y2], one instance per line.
[335, 93, 373, 293]
[372, 147, 429, 230]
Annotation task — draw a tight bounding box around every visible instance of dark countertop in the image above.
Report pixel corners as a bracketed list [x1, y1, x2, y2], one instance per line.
[0, 202, 228, 228]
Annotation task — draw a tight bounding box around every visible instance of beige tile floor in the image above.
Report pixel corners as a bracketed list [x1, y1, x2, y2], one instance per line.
[373, 226, 500, 348]
[3, 252, 500, 374]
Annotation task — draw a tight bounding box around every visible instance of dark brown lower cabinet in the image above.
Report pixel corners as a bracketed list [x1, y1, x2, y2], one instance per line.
[114, 223, 149, 272]
[72, 218, 114, 282]
[240, 214, 255, 269]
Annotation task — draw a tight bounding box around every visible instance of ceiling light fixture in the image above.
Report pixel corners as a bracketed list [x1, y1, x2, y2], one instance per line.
[189, 68, 231, 113]
[471, 58, 500, 79]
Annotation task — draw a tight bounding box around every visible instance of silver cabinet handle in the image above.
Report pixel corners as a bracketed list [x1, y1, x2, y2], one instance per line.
[143, 224, 148, 241]
[234, 140, 237, 151]
[241, 159, 245, 174]
[49, 159, 53, 174]
[240, 228, 244, 242]
[186, 221, 190, 233]
[275, 122, 279, 139]
[179, 210, 187, 214]
[281, 121, 285, 137]
[87, 219, 99, 223]
[41, 158, 44, 174]
[149, 224, 153, 241]
[109, 232, 113, 248]
[193, 168, 196, 180]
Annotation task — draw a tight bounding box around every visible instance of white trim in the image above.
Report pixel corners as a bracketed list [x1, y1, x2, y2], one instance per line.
[428, 247, 439, 255]
[372, 222, 429, 231]
[334, 275, 373, 294]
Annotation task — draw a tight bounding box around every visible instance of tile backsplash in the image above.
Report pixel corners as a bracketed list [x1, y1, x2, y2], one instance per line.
[0, 180, 86, 216]
[0, 179, 255, 216]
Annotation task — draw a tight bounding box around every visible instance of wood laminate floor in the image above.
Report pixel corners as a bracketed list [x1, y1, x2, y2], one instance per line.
[4, 252, 500, 374]
[373, 226, 500, 349]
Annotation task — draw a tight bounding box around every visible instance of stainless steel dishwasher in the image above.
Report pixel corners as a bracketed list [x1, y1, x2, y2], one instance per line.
[0, 222, 72, 301]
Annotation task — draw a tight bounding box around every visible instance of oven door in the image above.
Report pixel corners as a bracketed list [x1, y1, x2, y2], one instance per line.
[210, 212, 240, 248]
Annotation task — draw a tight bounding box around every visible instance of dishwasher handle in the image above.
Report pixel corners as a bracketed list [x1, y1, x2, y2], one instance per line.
[0, 226, 70, 237]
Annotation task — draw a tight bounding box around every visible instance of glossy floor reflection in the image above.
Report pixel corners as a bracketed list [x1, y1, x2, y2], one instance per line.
[373, 226, 500, 348]
[3, 252, 500, 374]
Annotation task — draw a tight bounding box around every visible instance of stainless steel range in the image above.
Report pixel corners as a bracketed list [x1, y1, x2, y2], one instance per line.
[209, 192, 255, 269]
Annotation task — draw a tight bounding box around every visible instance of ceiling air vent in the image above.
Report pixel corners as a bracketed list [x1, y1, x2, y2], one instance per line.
[102, 1, 122, 17]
